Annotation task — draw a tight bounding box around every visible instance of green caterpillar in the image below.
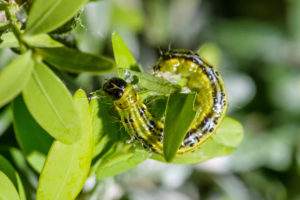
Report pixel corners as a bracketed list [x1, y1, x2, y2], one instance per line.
[103, 49, 228, 155]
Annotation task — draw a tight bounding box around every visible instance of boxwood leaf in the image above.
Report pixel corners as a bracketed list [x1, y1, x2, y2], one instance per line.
[151, 117, 244, 164]
[0, 156, 25, 200]
[90, 97, 122, 157]
[12, 96, 53, 173]
[25, 0, 88, 35]
[37, 89, 93, 200]
[0, 51, 33, 108]
[95, 147, 149, 180]
[36, 47, 115, 73]
[163, 92, 197, 162]
[90, 97, 148, 179]
[22, 61, 81, 144]
[0, 171, 21, 200]
[0, 32, 19, 48]
[0, 32, 63, 48]
[112, 32, 143, 73]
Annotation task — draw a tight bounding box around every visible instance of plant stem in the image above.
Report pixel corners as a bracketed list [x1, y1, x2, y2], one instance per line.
[4, 0, 28, 53]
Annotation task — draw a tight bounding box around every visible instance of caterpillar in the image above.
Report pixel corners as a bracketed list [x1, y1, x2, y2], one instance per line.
[103, 49, 228, 155]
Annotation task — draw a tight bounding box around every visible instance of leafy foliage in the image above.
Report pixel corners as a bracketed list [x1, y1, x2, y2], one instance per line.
[0, 0, 244, 199]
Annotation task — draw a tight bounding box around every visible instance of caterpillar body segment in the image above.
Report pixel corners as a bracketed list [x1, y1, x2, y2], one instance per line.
[103, 49, 228, 155]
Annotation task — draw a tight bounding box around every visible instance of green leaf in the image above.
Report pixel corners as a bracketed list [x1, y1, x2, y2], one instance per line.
[163, 92, 197, 162]
[25, 0, 88, 35]
[37, 89, 93, 200]
[0, 32, 63, 48]
[112, 32, 143, 73]
[144, 95, 168, 120]
[90, 97, 122, 157]
[0, 171, 21, 200]
[0, 106, 12, 136]
[0, 51, 33, 108]
[120, 69, 181, 95]
[0, 32, 18, 48]
[90, 97, 148, 179]
[0, 156, 26, 200]
[95, 147, 148, 180]
[22, 61, 81, 144]
[25, 34, 63, 48]
[12, 96, 53, 173]
[36, 47, 115, 73]
[152, 117, 244, 164]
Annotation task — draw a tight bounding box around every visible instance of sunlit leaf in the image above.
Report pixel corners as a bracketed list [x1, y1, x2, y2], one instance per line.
[22, 61, 81, 144]
[95, 147, 148, 180]
[90, 97, 148, 179]
[0, 171, 21, 200]
[0, 156, 26, 200]
[36, 47, 115, 73]
[12, 96, 53, 173]
[0, 32, 19, 48]
[25, 0, 88, 35]
[0, 32, 63, 48]
[163, 92, 196, 162]
[152, 117, 244, 164]
[37, 89, 93, 200]
[112, 32, 143, 73]
[90, 97, 121, 157]
[0, 51, 33, 108]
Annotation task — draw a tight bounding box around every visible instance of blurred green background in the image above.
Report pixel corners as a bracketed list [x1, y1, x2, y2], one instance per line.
[1, 0, 300, 199]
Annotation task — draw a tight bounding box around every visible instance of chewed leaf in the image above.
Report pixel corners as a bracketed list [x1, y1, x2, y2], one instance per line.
[151, 117, 244, 164]
[22, 61, 81, 144]
[25, 0, 88, 35]
[0, 51, 33, 108]
[112, 32, 143, 73]
[37, 89, 93, 200]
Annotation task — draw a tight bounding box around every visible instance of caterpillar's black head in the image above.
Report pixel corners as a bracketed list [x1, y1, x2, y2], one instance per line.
[103, 78, 127, 100]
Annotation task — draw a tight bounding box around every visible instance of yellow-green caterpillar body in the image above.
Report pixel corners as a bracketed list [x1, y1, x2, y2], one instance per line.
[103, 49, 228, 155]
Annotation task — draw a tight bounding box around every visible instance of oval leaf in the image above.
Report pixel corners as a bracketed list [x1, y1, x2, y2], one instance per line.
[12, 96, 53, 173]
[0, 156, 25, 200]
[36, 47, 115, 73]
[90, 97, 148, 179]
[112, 32, 143, 73]
[0, 32, 19, 48]
[0, 51, 33, 108]
[95, 148, 148, 180]
[0, 33, 63, 48]
[22, 61, 81, 144]
[37, 89, 93, 200]
[152, 117, 244, 164]
[90, 97, 121, 157]
[163, 92, 197, 162]
[0, 171, 21, 200]
[25, 0, 88, 35]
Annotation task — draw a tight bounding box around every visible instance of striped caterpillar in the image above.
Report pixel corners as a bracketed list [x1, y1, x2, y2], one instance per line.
[103, 49, 227, 155]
